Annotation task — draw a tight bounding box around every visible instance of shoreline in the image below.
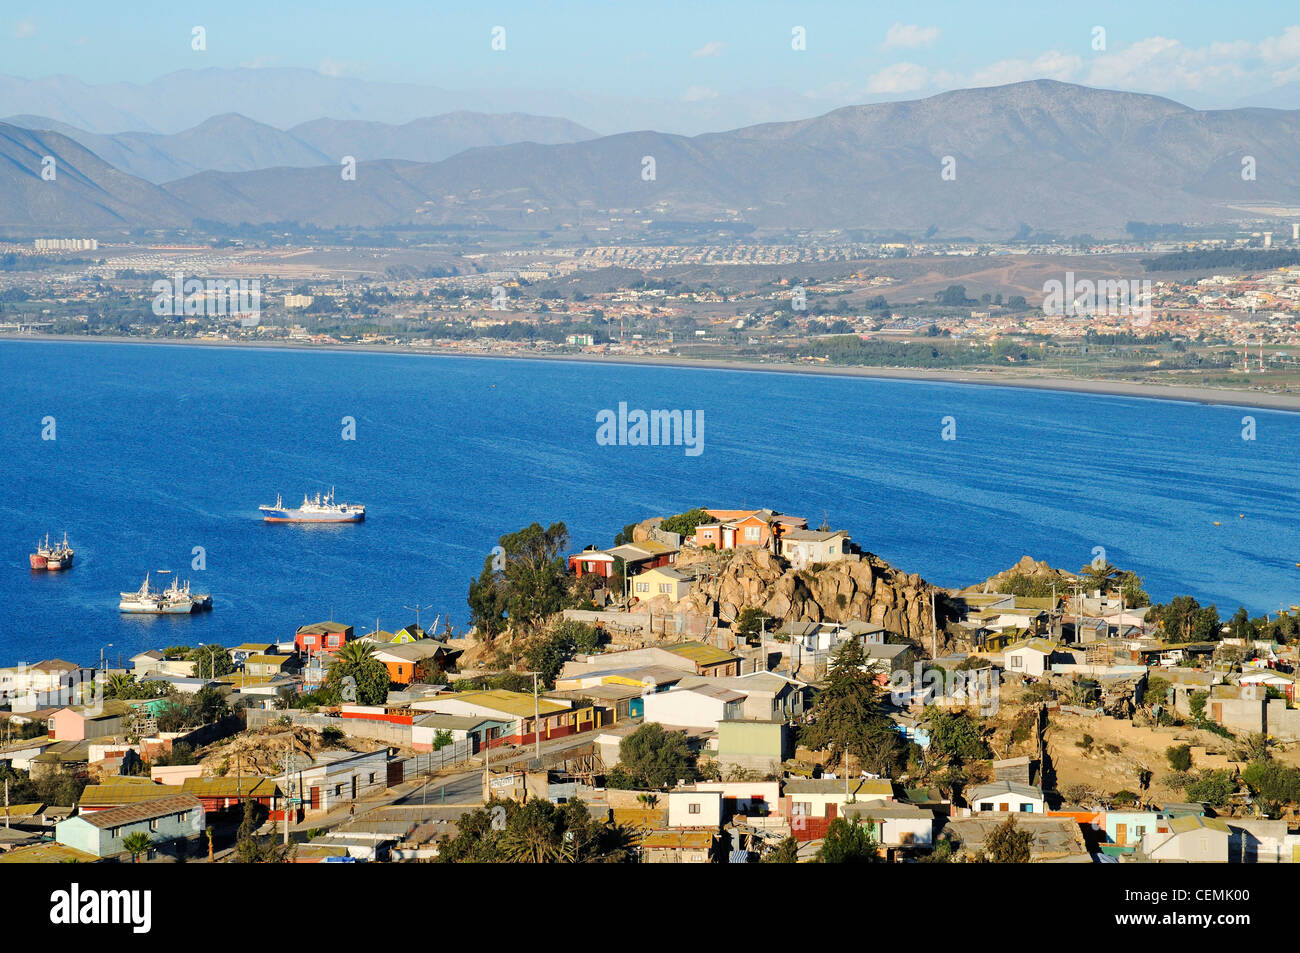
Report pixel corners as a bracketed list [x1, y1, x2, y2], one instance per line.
[5, 331, 1299, 412]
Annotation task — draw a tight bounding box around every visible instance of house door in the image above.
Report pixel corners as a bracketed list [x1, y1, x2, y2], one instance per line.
[351, 775, 358, 800]
[1116, 823, 1127, 846]
[310, 787, 320, 810]
[999, 803, 1009, 811]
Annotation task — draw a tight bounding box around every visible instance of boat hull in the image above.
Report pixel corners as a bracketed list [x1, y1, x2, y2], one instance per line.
[29, 554, 48, 569]
[262, 511, 364, 523]
[119, 602, 194, 614]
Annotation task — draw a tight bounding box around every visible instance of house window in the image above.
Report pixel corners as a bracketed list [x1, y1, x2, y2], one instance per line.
[334, 784, 343, 797]
[109, 826, 120, 837]
[636, 582, 649, 593]
[979, 804, 992, 812]
[689, 803, 701, 815]
[1135, 826, 1146, 838]
[745, 526, 760, 540]
[1019, 803, 1033, 813]
[368, 773, 376, 785]
[148, 819, 159, 831]
[658, 584, 671, 594]
[1009, 656, 1023, 669]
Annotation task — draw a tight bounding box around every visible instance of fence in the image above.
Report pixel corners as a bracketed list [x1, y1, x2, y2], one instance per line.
[386, 740, 475, 785]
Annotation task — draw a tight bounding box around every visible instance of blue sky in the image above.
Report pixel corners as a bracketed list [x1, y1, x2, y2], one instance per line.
[3, 1, 1299, 126]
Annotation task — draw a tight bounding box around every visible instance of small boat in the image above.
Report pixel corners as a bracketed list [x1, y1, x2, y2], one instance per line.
[30, 533, 74, 570]
[260, 487, 365, 523]
[119, 572, 196, 614]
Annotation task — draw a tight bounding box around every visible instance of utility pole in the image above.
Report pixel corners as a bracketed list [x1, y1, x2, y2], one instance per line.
[281, 745, 292, 847]
[404, 602, 434, 631]
[531, 671, 541, 760]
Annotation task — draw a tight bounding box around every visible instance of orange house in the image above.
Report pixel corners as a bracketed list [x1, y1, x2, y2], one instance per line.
[694, 509, 807, 551]
[371, 642, 454, 686]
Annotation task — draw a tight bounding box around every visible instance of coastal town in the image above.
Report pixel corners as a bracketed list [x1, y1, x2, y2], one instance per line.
[5, 234, 1300, 400]
[3, 505, 1299, 865]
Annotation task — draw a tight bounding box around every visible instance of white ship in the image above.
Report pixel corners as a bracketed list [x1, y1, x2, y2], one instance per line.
[260, 487, 365, 523]
[119, 572, 206, 614]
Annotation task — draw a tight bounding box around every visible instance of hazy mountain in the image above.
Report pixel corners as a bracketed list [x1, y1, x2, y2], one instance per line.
[287, 113, 596, 164]
[3, 113, 332, 183]
[0, 123, 191, 230]
[161, 82, 1300, 238]
[0, 68, 827, 138]
[8, 82, 1300, 237]
[2, 110, 594, 184]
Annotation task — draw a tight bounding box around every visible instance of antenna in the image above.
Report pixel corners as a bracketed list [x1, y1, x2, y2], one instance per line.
[404, 603, 435, 629]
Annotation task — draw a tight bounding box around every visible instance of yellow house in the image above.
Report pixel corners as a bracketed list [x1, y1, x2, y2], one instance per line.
[631, 566, 690, 603]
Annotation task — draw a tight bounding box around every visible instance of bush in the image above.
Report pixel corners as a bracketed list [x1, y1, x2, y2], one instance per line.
[1166, 744, 1192, 772]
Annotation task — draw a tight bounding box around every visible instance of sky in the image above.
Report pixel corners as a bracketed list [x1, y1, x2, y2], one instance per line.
[3, 1, 1300, 130]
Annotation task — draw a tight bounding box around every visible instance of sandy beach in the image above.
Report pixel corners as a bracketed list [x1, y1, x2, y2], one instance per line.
[6, 332, 1299, 413]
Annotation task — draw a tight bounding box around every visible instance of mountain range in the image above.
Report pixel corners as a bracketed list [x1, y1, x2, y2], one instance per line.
[2, 80, 1299, 238]
[1, 112, 596, 183]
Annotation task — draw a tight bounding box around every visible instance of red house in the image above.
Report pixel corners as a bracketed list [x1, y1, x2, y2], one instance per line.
[568, 550, 617, 578]
[296, 621, 353, 654]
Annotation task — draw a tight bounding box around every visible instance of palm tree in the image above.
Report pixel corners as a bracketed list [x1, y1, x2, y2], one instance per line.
[122, 831, 152, 863]
[105, 672, 135, 699]
[1079, 560, 1121, 595]
[336, 641, 376, 667]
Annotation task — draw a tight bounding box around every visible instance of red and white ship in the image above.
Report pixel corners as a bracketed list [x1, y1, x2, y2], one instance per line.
[30, 533, 75, 571]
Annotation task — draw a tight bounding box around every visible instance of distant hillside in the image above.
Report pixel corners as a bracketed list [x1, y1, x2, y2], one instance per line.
[2, 111, 595, 183]
[7, 81, 1300, 237]
[0, 123, 190, 230]
[161, 82, 1300, 237]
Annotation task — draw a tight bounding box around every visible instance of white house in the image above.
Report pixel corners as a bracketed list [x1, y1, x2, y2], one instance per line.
[667, 789, 723, 828]
[967, 781, 1045, 814]
[642, 684, 745, 729]
[1142, 815, 1230, 862]
[779, 529, 850, 570]
[1003, 639, 1064, 677]
[844, 799, 935, 849]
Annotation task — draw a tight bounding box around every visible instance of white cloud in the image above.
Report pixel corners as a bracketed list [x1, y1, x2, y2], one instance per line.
[865, 62, 936, 94]
[13, 18, 35, 38]
[882, 23, 939, 51]
[691, 41, 725, 59]
[969, 51, 1083, 87]
[318, 58, 364, 78]
[682, 85, 720, 102]
[1259, 25, 1300, 63]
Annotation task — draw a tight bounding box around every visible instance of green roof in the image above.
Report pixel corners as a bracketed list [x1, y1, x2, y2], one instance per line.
[662, 641, 736, 666]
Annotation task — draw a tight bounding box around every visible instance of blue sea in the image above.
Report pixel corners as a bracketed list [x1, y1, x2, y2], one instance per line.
[1, 339, 1297, 668]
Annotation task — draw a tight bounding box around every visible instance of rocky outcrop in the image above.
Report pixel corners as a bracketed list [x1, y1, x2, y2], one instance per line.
[678, 546, 939, 649]
[974, 555, 1076, 593]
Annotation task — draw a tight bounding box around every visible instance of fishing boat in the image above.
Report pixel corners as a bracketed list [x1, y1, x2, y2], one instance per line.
[30, 533, 74, 570]
[119, 573, 195, 614]
[259, 488, 365, 523]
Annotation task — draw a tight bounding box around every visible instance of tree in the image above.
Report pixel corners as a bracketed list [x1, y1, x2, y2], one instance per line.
[762, 836, 800, 863]
[1166, 744, 1192, 772]
[734, 607, 770, 645]
[612, 723, 696, 789]
[326, 641, 389, 705]
[469, 522, 571, 638]
[436, 797, 635, 863]
[523, 619, 601, 688]
[984, 816, 1034, 863]
[122, 831, 152, 863]
[799, 641, 886, 770]
[926, 708, 991, 766]
[658, 508, 713, 538]
[1152, 596, 1221, 644]
[1184, 770, 1237, 806]
[816, 817, 880, 863]
[186, 645, 233, 678]
[1079, 560, 1120, 594]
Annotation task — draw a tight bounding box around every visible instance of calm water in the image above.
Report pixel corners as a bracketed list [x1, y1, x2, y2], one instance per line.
[1, 339, 1297, 667]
